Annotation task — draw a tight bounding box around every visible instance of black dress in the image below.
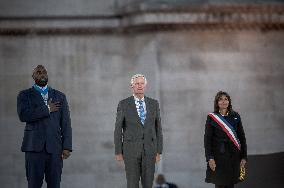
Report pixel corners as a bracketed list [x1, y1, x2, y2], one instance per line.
[204, 111, 247, 185]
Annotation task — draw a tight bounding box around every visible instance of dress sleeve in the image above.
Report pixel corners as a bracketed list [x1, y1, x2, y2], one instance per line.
[204, 115, 214, 161]
[236, 114, 247, 160]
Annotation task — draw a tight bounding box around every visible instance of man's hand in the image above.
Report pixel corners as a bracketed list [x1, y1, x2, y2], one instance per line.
[156, 154, 161, 163]
[115, 154, 124, 161]
[47, 98, 60, 113]
[208, 159, 216, 171]
[240, 159, 246, 168]
[62, 150, 71, 159]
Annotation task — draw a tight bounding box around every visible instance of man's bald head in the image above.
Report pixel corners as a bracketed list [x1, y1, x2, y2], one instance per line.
[32, 65, 48, 87]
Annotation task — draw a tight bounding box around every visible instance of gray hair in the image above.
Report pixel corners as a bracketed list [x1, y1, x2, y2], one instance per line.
[130, 74, 147, 85]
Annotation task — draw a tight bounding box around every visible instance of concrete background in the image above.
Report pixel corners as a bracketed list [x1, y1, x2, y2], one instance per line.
[0, 30, 284, 188]
[0, 0, 284, 188]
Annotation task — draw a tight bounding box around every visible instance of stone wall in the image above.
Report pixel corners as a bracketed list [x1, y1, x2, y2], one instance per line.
[0, 30, 283, 188]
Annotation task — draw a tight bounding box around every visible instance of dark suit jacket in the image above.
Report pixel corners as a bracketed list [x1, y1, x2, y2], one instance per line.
[17, 87, 72, 154]
[114, 96, 163, 158]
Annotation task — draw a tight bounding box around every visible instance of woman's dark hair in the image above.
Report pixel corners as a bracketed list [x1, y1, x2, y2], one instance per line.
[214, 91, 233, 113]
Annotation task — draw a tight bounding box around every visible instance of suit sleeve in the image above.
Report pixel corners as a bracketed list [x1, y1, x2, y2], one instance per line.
[60, 94, 72, 151]
[17, 91, 50, 123]
[204, 115, 214, 161]
[114, 101, 124, 155]
[236, 114, 247, 160]
[155, 101, 163, 154]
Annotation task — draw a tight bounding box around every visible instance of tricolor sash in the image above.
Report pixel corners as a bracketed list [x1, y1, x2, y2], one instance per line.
[209, 112, 241, 150]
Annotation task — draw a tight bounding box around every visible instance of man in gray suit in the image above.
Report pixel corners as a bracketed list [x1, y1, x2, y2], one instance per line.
[114, 74, 163, 188]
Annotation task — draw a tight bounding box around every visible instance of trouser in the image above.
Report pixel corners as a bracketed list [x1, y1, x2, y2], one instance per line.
[25, 149, 63, 188]
[124, 150, 156, 188]
[215, 185, 234, 188]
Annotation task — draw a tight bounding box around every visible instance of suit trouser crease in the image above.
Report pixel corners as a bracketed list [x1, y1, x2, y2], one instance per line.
[124, 149, 155, 188]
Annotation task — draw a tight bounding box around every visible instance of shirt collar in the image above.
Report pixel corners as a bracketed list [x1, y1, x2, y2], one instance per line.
[133, 95, 145, 102]
[34, 84, 48, 91]
[33, 84, 49, 96]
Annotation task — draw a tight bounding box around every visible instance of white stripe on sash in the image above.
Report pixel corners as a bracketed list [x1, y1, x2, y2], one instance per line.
[209, 113, 241, 150]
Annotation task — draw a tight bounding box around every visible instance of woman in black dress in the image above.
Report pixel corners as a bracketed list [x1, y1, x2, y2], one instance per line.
[204, 91, 247, 188]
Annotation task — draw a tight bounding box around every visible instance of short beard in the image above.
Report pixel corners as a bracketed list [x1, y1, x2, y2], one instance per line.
[36, 78, 48, 87]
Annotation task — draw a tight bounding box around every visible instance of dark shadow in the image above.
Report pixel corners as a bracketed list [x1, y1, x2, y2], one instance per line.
[237, 152, 284, 188]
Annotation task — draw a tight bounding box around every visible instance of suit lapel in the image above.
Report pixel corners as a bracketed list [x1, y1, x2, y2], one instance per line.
[127, 96, 142, 125]
[48, 87, 54, 102]
[31, 86, 54, 106]
[30, 87, 46, 106]
[144, 96, 152, 125]
[127, 96, 153, 126]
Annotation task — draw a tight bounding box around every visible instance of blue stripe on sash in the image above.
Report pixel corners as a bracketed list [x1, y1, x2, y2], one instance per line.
[215, 113, 240, 145]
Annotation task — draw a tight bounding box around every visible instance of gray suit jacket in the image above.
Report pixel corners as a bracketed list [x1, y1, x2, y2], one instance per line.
[114, 96, 163, 158]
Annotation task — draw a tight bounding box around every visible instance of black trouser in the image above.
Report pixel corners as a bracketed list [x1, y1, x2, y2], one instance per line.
[25, 149, 63, 188]
[215, 185, 234, 188]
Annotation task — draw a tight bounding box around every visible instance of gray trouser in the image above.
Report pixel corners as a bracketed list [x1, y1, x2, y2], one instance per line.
[124, 151, 155, 188]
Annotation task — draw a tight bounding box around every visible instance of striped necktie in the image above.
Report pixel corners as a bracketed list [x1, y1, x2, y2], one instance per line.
[138, 100, 146, 125]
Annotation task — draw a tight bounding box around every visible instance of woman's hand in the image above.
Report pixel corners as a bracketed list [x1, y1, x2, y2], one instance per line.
[240, 159, 246, 168]
[208, 159, 216, 171]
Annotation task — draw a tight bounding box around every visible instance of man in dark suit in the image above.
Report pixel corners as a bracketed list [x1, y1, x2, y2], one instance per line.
[17, 65, 72, 188]
[114, 74, 163, 188]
